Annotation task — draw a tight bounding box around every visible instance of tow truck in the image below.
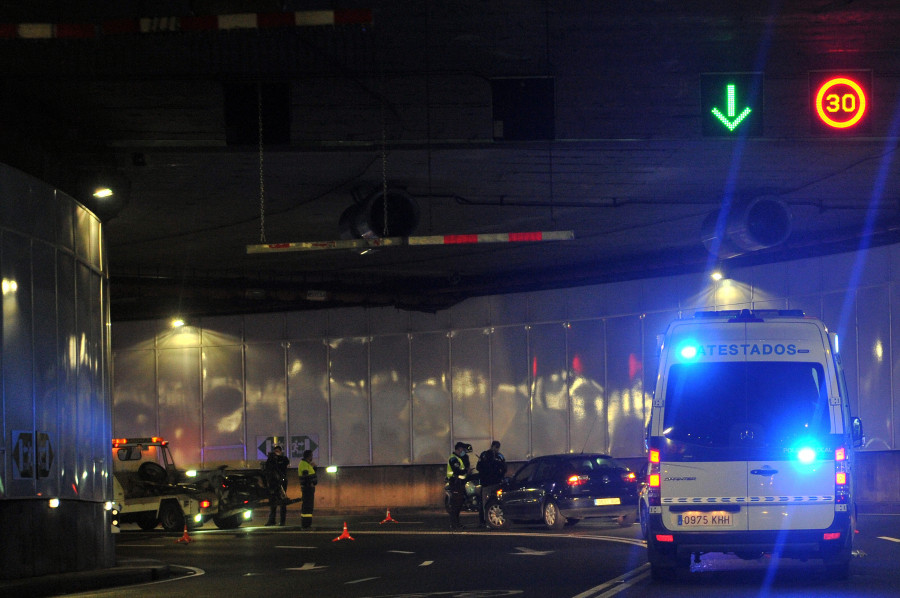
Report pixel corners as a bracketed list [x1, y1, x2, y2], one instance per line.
[112, 437, 291, 531]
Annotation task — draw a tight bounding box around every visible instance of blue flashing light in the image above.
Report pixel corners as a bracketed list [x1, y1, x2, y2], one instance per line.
[797, 446, 817, 464]
[679, 344, 698, 359]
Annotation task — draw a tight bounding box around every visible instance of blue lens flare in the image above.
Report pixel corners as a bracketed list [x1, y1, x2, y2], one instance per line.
[679, 343, 698, 359]
[797, 447, 817, 464]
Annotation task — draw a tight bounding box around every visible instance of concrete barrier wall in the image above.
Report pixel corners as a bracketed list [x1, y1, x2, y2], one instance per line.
[275, 453, 900, 514]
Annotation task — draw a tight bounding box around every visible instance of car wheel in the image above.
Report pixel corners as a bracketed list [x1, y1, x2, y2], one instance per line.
[543, 501, 566, 530]
[485, 499, 509, 530]
[617, 510, 637, 527]
[136, 512, 159, 531]
[159, 500, 186, 532]
[639, 502, 649, 539]
[213, 513, 243, 529]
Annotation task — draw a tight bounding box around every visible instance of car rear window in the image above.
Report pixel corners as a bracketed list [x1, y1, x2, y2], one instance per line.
[563, 456, 624, 474]
[663, 361, 830, 448]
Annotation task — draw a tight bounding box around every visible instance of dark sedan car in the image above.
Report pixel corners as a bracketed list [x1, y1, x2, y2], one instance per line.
[484, 453, 640, 530]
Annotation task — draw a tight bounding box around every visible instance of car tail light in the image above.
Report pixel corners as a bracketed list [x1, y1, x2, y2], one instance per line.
[622, 471, 637, 483]
[200, 500, 211, 509]
[567, 474, 589, 486]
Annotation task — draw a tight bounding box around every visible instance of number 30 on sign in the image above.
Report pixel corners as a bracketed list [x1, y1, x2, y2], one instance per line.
[810, 71, 872, 134]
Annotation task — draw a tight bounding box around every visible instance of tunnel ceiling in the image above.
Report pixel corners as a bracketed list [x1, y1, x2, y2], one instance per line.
[0, 1, 898, 322]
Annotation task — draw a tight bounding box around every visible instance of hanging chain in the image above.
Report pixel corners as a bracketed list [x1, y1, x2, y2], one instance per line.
[258, 83, 267, 244]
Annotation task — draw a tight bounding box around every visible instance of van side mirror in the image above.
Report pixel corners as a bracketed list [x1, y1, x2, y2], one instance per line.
[850, 417, 864, 448]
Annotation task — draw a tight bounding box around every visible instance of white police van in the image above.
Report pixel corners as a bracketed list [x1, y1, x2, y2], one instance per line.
[643, 309, 864, 580]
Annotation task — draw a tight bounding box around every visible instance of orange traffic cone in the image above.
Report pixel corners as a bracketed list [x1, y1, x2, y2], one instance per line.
[176, 524, 194, 544]
[380, 509, 398, 524]
[332, 521, 355, 542]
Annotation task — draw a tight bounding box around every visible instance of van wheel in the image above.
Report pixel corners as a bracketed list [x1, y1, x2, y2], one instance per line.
[543, 501, 566, 530]
[485, 499, 509, 530]
[822, 550, 851, 580]
[159, 501, 186, 532]
[648, 541, 688, 581]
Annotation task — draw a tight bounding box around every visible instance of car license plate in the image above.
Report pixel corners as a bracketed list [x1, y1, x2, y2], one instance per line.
[594, 497, 620, 506]
[677, 512, 733, 526]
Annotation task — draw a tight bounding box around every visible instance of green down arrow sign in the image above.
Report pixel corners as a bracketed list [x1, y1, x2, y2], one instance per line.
[700, 73, 763, 137]
[711, 84, 752, 131]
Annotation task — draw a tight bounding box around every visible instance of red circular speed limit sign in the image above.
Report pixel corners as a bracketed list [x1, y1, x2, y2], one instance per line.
[814, 77, 867, 129]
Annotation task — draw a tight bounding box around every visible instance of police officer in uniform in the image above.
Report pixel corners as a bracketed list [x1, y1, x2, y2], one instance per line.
[447, 441, 470, 530]
[298, 450, 318, 529]
[264, 445, 290, 526]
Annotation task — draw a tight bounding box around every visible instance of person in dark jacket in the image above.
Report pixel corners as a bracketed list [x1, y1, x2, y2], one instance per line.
[476, 440, 506, 527]
[264, 445, 290, 526]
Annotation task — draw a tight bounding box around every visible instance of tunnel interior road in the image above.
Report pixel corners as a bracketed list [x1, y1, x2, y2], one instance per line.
[96, 513, 900, 598]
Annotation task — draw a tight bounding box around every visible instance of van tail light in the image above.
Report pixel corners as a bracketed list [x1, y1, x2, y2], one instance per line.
[834, 446, 849, 504]
[647, 461, 661, 506]
[649, 449, 660, 463]
[567, 474, 589, 487]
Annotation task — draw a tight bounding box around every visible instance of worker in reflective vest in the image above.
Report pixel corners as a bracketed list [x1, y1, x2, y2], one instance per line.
[447, 442, 470, 530]
[298, 450, 318, 529]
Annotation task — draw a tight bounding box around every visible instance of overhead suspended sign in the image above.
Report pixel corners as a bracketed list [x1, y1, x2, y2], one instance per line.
[247, 230, 575, 254]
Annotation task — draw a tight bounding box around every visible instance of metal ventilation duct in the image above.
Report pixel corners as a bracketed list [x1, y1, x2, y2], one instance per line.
[701, 197, 792, 259]
[339, 188, 420, 239]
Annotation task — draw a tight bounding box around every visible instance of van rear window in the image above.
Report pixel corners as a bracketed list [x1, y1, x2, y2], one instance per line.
[663, 362, 829, 448]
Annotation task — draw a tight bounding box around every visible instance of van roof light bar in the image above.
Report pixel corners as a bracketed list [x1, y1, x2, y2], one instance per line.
[693, 309, 806, 322]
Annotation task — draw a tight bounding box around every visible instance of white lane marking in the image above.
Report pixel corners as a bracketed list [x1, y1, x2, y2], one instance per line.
[571, 563, 651, 598]
[419, 560, 434, 566]
[877, 536, 900, 543]
[513, 546, 554, 556]
[276, 545, 316, 549]
[388, 550, 416, 554]
[285, 562, 327, 571]
[346, 577, 380, 584]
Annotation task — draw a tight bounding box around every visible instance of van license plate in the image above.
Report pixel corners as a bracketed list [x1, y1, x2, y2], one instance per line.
[594, 498, 620, 506]
[677, 512, 733, 526]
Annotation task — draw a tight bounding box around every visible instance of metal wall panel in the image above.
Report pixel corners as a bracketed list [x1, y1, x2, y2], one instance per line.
[244, 313, 284, 343]
[450, 329, 491, 444]
[528, 323, 568, 456]
[370, 335, 411, 464]
[287, 340, 329, 462]
[856, 285, 892, 450]
[76, 263, 95, 499]
[490, 326, 529, 461]
[411, 333, 450, 464]
[567, 320, 607, 454]
[201, 344, 245, 464]
[112, 350, 157, 438]
[158, 348, 202, 467]
[245, 343, 286, 460]
[824, 290, 860, 416]
[328, 337, 370, 465]
[33, 242, 59, 498]
[605, 315, 645, 457]
[56, 253, 78, 499]
[2, 232, 34, 496]
[200, 316, 243, 346]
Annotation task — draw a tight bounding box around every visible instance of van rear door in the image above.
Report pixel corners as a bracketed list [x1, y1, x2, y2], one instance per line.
[659, 319, 838, 533]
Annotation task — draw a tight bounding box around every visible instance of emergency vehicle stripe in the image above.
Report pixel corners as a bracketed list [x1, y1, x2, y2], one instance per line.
[0, 10, 373, 39]
[662, 495, 834, 504]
